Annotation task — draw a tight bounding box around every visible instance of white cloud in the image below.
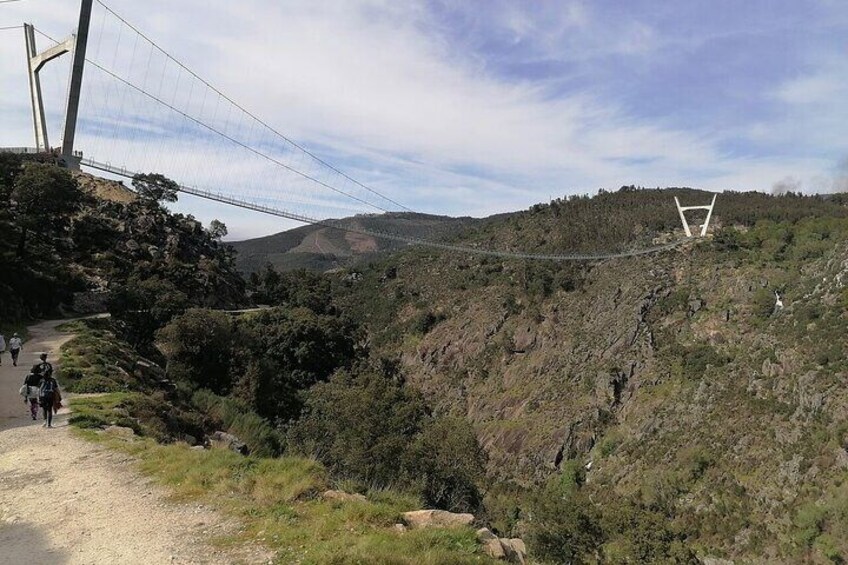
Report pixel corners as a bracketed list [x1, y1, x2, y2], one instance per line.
[775, 72, 843, 105]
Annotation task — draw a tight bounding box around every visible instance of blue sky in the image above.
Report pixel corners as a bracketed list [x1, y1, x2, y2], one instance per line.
[2, 0, 848, 239]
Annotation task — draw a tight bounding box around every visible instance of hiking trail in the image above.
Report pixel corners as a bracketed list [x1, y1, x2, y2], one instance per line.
[0, 318, 270, 564]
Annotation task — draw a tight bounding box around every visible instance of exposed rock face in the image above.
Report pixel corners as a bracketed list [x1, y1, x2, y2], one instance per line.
[374, 234, 848, 560]
[404, 258, 673, 483]
[401, 510, 474, 529]
[481, 537, 506, 559]
[73, 171, 136, 204]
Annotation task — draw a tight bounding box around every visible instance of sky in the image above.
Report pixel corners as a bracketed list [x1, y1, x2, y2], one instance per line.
[1, 0, 848, 239]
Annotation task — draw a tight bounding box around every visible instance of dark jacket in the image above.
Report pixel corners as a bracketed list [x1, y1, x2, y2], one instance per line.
[24, 372, 42, 387]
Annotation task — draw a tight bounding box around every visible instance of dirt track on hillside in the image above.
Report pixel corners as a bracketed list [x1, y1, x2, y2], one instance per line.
[0, 319, 269, 564]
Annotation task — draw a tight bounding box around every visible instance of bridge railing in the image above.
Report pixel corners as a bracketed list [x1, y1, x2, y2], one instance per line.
[0, 147, 43, 154]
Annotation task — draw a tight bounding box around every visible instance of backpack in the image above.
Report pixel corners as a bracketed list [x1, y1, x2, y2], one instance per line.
[40, 377, 57, 395]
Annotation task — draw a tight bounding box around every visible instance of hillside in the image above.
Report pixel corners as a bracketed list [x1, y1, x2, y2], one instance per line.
[249, 187, 848, 562]
[230, 212, 477, 272]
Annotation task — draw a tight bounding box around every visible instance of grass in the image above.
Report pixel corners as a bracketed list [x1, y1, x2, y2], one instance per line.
[69, 394, 496, 564]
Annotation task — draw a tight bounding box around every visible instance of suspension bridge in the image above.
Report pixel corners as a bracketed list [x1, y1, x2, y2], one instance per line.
[0, 0, 708, 261]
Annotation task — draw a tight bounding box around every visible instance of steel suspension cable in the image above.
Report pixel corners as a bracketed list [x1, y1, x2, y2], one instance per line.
[80, 57, 394, 214]
[94, 0, 413, 213]
[81, 157, 690, 262]
[33, 25, 690, 261]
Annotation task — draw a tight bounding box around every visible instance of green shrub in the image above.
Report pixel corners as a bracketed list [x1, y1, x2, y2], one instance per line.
[156, 309, 237, 395]
[683, 344, 727, 375]
[288, 368, 486, 512]
[527, 470, 602, 564]
[69, 374, 122, 393]
[404, 417, 487, 513]
[288, 369, 429, 488]
[413, 310, 446, 335]
[793, 503, 826, 547]
[752, 288, 776, 319]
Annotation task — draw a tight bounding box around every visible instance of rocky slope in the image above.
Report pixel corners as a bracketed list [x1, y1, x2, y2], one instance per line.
[317, 189, 848, 561]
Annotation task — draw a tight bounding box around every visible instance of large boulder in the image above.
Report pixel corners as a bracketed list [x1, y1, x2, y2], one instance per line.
[104, 425, 135, 437]
[402, 509, 474, 529]
[476, 528, 527, 564]
[501, 538, 527, 564]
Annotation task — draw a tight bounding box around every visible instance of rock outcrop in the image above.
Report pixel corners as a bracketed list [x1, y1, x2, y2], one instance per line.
[401, 509, 474, 529]
[321, 490, 366, 503]
[477, 528, 527, 564]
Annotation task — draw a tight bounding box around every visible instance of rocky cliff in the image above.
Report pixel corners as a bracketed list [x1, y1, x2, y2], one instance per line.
[321, 188, 848, 560]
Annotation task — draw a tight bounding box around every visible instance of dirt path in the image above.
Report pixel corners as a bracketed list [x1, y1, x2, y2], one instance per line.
[0, 319, 269, 564]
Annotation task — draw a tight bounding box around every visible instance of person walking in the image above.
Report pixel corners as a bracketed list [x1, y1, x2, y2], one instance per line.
[0, 333, 5, 366]
[35, 353, 53, 379]
[21, 366, 42, 420]
[9, 333, 22, 366]
[38, 369, 59, 428]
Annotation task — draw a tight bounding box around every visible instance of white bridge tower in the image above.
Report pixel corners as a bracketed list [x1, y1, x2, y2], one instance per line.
[23, 0, 92, 168]
[674, 194, 717, 237]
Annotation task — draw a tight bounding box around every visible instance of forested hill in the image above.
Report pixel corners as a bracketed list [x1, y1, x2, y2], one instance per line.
[233, 186, 848, 274]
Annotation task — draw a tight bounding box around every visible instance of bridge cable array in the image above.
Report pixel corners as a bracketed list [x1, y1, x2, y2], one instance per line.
[26, 5, 691, 262]
[83, 157, 690, 262]
[91, 0, 413, 214]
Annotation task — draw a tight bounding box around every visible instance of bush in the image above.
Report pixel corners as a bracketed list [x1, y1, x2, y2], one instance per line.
[683, 344, 727, 375]
[404, 417, 487, 513]
[752, 288, 777, 320]
[413, 310, 446, 335]
[234, 307, 360, 423]
[70, 374, 123, 393]
[527, 468, 603, 564]
[600, 500, 699, 563]
[288, 368, 486, 512]
[288, 369, 429, 487]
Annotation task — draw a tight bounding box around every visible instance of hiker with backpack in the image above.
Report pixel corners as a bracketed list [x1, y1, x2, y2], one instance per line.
[38, 367, 60, 428]
[21, 366, 42, 420]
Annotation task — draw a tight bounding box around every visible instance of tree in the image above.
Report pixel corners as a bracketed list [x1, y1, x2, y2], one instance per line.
[287, 368, 429, 487]
[131, 173, 179, 203]
[156, 309, 237, 394]
[109, 274, 189, 349]
[234, 307, 359, 421]
[208, 219, 228, 240]
[10, 162, 83, 257]
[527, 468, 604, 563]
